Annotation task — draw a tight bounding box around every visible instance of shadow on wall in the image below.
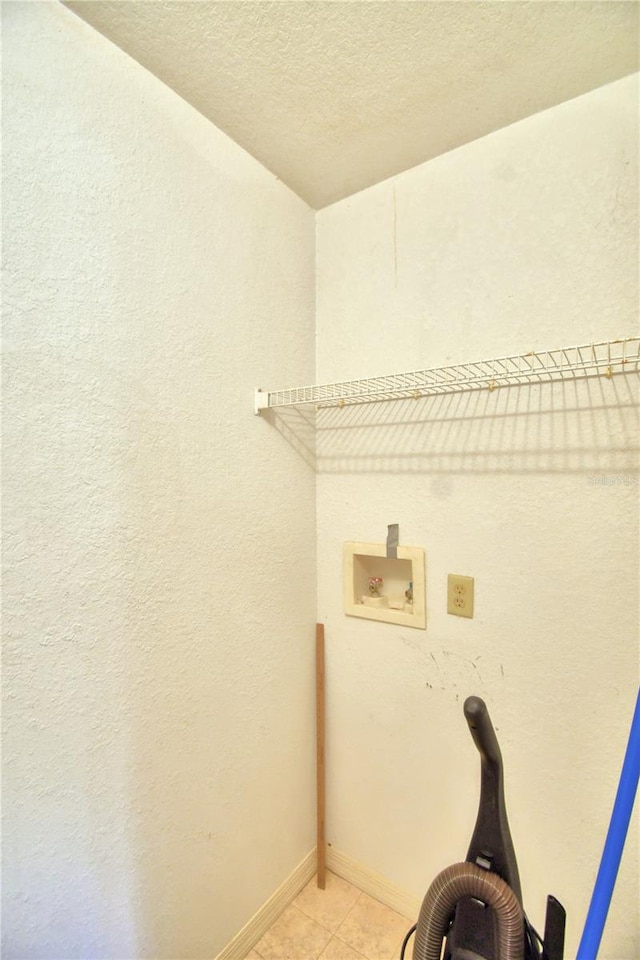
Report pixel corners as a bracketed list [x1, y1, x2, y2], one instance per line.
[265, 405, 317, 470]
[269, 374, 639, 476]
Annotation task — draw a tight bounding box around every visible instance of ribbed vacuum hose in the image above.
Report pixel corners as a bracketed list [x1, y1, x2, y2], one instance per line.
[412, 862, 524, 960]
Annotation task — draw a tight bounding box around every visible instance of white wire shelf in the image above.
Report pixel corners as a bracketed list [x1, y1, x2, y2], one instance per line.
[255, 337, 640, 414]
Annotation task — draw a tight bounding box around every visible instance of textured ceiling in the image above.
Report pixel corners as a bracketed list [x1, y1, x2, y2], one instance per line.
[65, 1, 639, 209]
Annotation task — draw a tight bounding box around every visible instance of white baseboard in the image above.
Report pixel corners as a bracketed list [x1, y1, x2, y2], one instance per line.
[326, 846, 421, 922]
[214, 849, 317, 960]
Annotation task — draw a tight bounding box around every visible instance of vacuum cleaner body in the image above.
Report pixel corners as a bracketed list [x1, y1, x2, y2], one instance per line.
[411, 697, 566, 960]
[445, 899, 504, 959]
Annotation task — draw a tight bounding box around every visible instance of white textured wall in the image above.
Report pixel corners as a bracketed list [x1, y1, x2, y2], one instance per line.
[2, 3, 315, 958]
[4, 4, 638, 957]
[316, 76, 639, 958]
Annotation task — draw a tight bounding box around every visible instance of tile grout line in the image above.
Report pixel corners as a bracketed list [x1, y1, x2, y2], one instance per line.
[289, 899, 334, 936]
[293, 887, 364, 934]
[327, 932, 369, 960]
[332, 889, 364, 944]
[333, 889, 414, 960]
[286, 903, 332, 960]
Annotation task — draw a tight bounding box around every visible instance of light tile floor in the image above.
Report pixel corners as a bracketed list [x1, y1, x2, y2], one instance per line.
[244, 872, 415, 960]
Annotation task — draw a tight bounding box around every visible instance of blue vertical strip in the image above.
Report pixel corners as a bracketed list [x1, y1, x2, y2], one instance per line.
[576, 687, 640, 960]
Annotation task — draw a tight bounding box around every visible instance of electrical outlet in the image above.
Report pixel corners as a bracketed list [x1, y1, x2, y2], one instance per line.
[447, 574, 474, 618]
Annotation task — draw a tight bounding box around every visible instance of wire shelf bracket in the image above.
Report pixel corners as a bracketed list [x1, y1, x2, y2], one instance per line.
[254, 337, 640, 414]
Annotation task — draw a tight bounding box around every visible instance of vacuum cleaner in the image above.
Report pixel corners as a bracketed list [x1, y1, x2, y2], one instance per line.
[402, 696, 566, 960]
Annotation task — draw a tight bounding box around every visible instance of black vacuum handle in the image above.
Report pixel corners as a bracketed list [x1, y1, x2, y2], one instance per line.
[464, 695, 502, 768]
[462, 695, 523, 904]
